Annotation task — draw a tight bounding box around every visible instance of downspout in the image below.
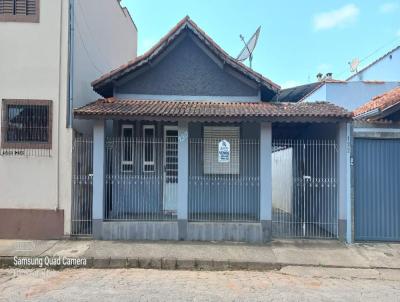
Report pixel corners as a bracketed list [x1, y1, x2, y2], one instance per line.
[56, 0, 64, 210]
[67, 0, 74, 128]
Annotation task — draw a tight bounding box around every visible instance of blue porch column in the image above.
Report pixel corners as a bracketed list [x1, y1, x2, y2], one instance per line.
[260, 122, 272, 241]
[338, 122, 352, 243]
[177, 120, 189, 240]
[92, 120, 105, 239]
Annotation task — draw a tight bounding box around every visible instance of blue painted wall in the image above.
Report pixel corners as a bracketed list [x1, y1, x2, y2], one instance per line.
[115, 33, 259, 98]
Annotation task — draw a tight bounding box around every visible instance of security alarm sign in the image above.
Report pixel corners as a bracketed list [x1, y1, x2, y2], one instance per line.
[218, 140, 230, 163]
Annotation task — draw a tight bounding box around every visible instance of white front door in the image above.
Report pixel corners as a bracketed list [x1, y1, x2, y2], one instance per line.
[163, 126, 178, 213]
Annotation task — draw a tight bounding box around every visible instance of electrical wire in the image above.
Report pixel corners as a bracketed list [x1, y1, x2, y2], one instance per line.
[336, 35, 400, 79]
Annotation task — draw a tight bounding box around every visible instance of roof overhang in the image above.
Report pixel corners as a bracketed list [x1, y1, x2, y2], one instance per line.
[74, 98, 352, 123]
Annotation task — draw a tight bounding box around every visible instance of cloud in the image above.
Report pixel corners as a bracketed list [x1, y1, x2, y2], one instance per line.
[313, 4, 360, 31]
[281, 80, 300, 89]
[379, 2, 399, 13]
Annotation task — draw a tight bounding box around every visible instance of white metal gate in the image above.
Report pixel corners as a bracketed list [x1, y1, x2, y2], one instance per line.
[272, 140, 338, 239]
[71, 136, 93, 236]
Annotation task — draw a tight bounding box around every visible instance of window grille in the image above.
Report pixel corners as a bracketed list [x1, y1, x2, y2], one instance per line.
[121, 124, 134, 172]
[143, 125, 155, 172]
[0, 0, 39, 22]
[1, 99, 52, 157]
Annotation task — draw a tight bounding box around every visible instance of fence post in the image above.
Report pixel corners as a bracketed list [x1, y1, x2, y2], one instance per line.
[260, 122, 272, 241]
[92, 120, 105, 239]
[177, 120, 189, 240]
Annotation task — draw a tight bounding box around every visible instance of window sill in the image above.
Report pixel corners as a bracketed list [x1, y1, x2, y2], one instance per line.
[0, 15, 39, 23]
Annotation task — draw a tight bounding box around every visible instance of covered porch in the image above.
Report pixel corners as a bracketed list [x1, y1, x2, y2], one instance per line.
[74, 99, 352, 242]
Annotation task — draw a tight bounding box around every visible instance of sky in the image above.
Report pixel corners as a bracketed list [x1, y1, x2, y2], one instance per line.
[121, 0, 400, 88]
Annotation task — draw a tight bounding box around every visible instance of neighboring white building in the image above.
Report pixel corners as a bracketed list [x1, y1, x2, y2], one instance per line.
[301, 81, 400, 111]
[276, 45, 400, 111]
[0, 0, 137, 239]
[347, 45, 400, 82]
[275, 79, 400, 111]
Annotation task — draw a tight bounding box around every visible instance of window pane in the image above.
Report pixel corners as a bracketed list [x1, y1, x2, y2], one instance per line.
[6, 104, 49, 143]
[122, 126, 133, 163]
[143, 127, 154, 163]
[123, 127, 133, 138]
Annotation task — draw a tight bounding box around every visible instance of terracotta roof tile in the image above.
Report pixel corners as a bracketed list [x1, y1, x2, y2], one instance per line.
[74, 98, 352, 121]
[91, 16, 280, 93]
[354, 86, 400, 117]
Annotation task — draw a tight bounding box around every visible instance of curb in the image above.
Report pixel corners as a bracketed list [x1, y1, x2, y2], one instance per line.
[1, 256, 399, 271]
[1, 256, 282, 271]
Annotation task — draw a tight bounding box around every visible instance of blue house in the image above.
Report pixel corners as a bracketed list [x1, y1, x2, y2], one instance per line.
[74, 17, 352, 242]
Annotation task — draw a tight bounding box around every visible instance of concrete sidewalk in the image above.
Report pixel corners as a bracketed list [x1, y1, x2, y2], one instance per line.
[0, 239, 399, 270]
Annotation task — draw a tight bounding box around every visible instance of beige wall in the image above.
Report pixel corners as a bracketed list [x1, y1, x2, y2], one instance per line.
[0, 0, 71, 234]
[73, 0, 138, 134]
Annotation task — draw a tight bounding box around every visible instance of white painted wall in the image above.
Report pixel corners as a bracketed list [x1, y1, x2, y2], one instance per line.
[0, 0, 72, 231]
[348, 47, 400, 82]
[73, 0, 137, 134]
[303, 81, 400, 111]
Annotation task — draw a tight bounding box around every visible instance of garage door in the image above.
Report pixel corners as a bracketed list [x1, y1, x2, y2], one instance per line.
[354, 139, 400, 241]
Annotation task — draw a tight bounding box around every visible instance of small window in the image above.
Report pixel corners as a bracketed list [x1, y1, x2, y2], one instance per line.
[203, 126, 240, 175]
[121, 124, 133, 172]
[0, 0, 40, 23]
[143, 125, 155, 172]
[1, 99, 52, 153]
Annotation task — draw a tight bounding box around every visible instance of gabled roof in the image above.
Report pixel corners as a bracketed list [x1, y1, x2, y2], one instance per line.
[354, 86, 400, 119]
[346, 45, 400, 81]
[92, 16, 280, 97]
[74, 98, 351, 122]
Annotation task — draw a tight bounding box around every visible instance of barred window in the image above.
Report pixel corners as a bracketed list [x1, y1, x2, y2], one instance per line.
[143, 125, 155, 172]
[121, 124, 134, 172]
[0, 0, 40, 22]
[1, 99, 52, 155]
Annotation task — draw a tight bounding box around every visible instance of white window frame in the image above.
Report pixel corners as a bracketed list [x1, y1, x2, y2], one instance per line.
[121, 124, 134, 172]
[142, 125, 155, 172]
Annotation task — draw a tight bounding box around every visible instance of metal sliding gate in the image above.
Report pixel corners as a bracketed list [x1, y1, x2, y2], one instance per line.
[71, 136, 93, 236]
[354, 138, 400, 241]
[272, 140, 338, 239]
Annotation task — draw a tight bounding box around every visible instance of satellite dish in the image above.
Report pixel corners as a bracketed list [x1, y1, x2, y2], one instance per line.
[237, 26, 261, 69]
[349, 58, 360, 73]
